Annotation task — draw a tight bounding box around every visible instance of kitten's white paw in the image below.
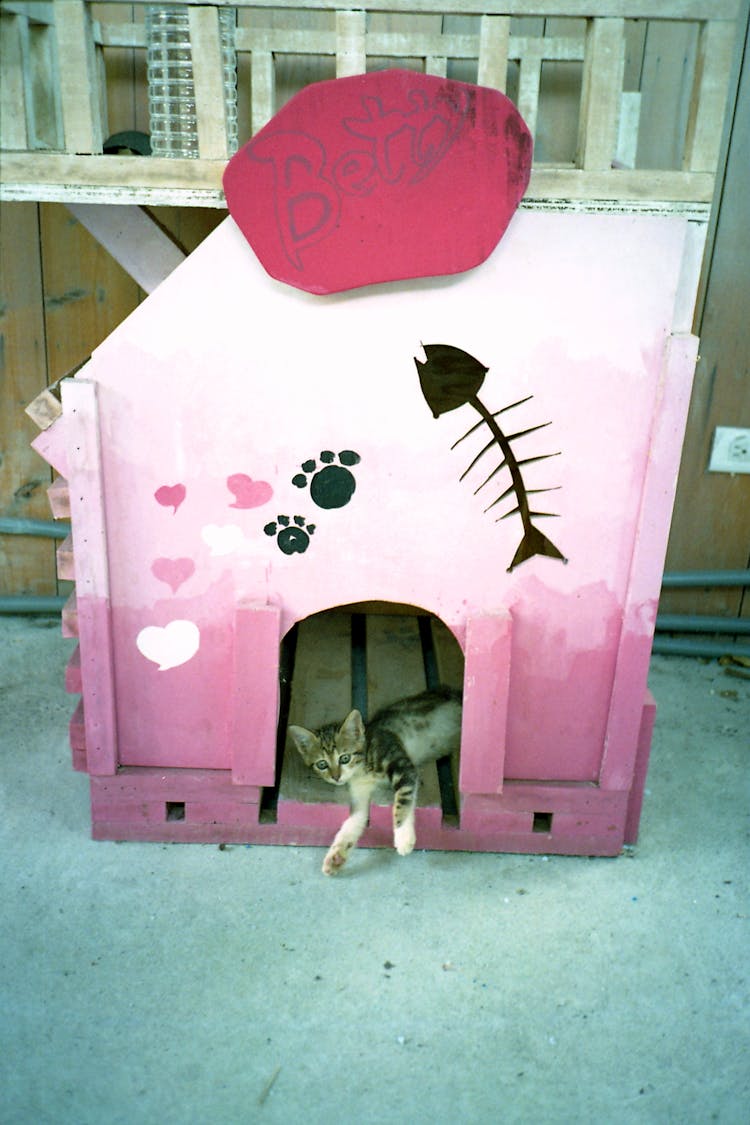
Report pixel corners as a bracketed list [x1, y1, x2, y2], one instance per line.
[322, 846, 348, 875]
[394, 823, 416, 856]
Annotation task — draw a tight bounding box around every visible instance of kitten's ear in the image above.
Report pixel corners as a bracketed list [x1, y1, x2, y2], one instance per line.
[287, 725, 318, 763]
[339, 709, 365, 743]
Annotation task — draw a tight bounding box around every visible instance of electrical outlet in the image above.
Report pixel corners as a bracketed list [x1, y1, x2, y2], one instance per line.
[708, 426, 750, 474]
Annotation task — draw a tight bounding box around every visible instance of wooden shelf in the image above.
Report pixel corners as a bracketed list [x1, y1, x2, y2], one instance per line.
[1, 1, 739, 211]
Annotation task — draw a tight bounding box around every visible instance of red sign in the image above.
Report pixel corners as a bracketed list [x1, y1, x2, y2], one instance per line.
[223, 69, 532, 295]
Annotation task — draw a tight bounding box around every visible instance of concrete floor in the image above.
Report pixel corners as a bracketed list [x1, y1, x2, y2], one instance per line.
[0, 615, 747, 1125]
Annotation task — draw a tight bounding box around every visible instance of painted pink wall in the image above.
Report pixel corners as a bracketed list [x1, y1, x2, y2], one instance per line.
[77, 211, 691, 781]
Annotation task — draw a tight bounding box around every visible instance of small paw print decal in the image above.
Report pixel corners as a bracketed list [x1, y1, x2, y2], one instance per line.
[292, 450, 360, 509]
[264, 515, 316, 555]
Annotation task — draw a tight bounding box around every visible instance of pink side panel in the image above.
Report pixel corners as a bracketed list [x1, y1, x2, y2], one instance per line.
[459, 610, 512, 794]
[600, 334, 698, 790]
[231, 602, 281, 786]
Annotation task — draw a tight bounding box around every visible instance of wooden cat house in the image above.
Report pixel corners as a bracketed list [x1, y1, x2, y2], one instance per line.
[29, 66, 702, 857]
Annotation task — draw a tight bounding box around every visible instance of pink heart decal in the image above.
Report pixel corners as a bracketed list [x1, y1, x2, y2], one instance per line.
[227, 473, 273, 509]
[155, 483, 186, 514]
[151, 557, 195, 594]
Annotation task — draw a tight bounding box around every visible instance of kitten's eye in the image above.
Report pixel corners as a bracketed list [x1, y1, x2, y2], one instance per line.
[338, 754, 351, 765]
[315, 760, 328, 771]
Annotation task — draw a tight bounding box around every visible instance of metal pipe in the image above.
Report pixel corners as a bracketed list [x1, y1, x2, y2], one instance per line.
[0, 517, 70, 540]
[661, 570, 750, 587]
[0, 596, 67, 614]
[656, 614, 750, 635]
[652, 635, 750, 659]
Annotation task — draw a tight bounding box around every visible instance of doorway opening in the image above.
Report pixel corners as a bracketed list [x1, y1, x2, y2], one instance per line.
[260, 602, 465, 827]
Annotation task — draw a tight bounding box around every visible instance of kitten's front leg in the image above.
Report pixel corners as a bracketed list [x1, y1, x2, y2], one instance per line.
[322, 777, 374, 876]
[391, 764, 419, 857]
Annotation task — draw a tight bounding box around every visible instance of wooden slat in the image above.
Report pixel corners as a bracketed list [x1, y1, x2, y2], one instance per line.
[0, 11, 30, 149]
[251, 48, 275, 134]
[516, 39, 543, 138]
[336, 9, 366, 76]
[426, 54, 448, 76]
[27, 16, 63, 149]
[478, 14, 510, 90]
[577, 17, 625, 169]
[365, 613, 441, 810]
[74, 1, 745, 19]
[365, 613, 427, 711]
[54, 0, 104, 153]
[188, 4, 230, 160]
[430, 618, 464, 689]
[47, 475, 71, 519]
[25, 386, 63, 430]
[56, 531, 75, 580]
[280, 611, 353, 807]
[683, 18, 736, 170]
[61, 588, 78, 637]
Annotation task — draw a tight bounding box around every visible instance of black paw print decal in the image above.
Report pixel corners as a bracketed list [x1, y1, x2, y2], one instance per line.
[264, 515, 316, 555]
[292, 450, 361, 509]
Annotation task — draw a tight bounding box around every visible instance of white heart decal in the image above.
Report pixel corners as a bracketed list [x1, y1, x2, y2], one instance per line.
[201, 523, 245, 557]
[136, 620, 200, 671]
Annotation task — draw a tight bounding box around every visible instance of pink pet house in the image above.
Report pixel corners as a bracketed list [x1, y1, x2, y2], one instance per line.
[31, 70, 701, 856]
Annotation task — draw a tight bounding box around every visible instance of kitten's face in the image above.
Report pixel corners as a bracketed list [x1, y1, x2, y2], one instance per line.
[288, 709, 366, 786]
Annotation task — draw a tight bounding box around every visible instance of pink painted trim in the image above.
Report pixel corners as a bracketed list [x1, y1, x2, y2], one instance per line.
[231, 601, 281, 786]
[459, 610, 512, 794]
[600, 333, 699, 790]
[624, 692, 656, 844]
[61, 378, 118, 775]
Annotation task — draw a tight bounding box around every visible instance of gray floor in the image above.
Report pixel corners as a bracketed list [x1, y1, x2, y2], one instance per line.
[0, 615, 747, 1125]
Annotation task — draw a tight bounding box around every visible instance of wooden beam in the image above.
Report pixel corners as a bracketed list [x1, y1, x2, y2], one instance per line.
[478, 14, 510, 91]
[577, 18, 625, 170]
[188, 4, 230, 160]
[54, 0, 104, 153]
[65, 203, 187, 292]
[336, 9, 366, 77]
[683, 19, 736, 171]
[251, 49, 275, 134]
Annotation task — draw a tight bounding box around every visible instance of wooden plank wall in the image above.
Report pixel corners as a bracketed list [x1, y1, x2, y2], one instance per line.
[661, 7, 750, 619]
[1, 3, 747, 609]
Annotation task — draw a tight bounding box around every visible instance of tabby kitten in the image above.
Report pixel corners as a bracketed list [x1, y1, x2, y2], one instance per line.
[288, 687, 461, 875]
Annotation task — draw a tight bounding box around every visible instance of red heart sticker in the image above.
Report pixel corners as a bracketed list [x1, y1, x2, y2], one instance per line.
[151, 557, 195, 594]
[223, 69, 531, 295]
[227, 473, 273, 509]
[154, 483, 186, 514]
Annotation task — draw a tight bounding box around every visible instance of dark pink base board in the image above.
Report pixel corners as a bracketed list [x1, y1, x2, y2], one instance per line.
[87, 693, 655, 856]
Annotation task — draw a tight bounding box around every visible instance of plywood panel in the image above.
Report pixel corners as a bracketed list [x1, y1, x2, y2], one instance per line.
[662, 12, 750, 617]
[40, 202, 140, 379]
[0, 201, 56, 596]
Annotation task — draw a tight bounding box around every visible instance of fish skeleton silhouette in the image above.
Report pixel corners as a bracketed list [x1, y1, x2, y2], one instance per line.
[415, 343, 566, 572]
